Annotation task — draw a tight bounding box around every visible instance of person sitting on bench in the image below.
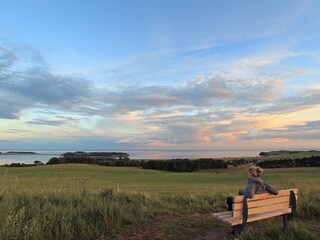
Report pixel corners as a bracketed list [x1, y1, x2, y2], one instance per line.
[239, 165, 278, 199]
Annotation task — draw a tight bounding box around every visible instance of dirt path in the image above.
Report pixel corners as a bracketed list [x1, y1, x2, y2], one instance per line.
[193, 226, 231, 240]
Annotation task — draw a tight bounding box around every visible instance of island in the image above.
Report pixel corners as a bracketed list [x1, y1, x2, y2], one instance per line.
[259, 150, 320, 158]
[0, 151, 36, 155]
[47, 151, 130, 165]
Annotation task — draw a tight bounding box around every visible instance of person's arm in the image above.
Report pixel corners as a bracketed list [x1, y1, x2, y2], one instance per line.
[264, 182, 278, 195]
[238, 182, 256, 199]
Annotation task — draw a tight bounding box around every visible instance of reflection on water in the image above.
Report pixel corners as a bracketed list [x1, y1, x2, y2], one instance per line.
[0, 149, 262, 165]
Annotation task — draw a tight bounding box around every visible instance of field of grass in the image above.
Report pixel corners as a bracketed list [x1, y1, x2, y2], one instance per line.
[0, 164, 319, 239]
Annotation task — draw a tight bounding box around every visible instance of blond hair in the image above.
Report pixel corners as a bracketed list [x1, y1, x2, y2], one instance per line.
[248, 165, 264, 177]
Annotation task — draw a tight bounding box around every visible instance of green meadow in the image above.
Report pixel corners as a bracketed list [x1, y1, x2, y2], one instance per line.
[0, 164, 319, 239]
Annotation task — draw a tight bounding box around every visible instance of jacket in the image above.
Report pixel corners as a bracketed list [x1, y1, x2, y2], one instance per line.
[238, 177, 278, 199]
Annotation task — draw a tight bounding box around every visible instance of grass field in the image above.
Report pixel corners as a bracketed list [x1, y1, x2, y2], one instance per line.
[0, 164, 319, 239]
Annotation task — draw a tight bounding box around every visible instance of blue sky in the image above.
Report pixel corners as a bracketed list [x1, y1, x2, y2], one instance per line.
[0, 0, 319, 150]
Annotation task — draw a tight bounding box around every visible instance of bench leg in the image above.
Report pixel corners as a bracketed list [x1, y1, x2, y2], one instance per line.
[283, 214, 288, 232]
[232, 225, 242, 238]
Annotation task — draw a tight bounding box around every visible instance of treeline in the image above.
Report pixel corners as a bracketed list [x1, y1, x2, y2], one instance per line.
[47, 157, 227, 172]
[257, 156, 320, 168]
[141, 158, 228, 172]
[226, 158, 257, 167]
[96, 160, 141, 167]
[47, 151, 130, 165]
[1, 163, 36, 167]
[47, 156, 133, 165]
[1, 161, 44, 168]
[259, 150, 319, 157]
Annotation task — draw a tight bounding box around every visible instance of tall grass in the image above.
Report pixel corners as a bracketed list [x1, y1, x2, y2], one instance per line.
[0, 189, 228, 240]
[0, 165, 319, 239]
[237, 179, 320, 240]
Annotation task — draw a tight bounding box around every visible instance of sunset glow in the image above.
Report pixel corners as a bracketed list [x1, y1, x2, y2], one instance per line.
[0, 0, 319, 151]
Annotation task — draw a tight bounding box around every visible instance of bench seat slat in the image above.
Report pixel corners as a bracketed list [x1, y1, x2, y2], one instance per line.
[212, 211, 231, 217]
[212, 212, 233, 224]
[231, 208, 292, 226]
[213, 208, 292, 226]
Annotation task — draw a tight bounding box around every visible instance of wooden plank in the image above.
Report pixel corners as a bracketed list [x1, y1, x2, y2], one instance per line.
[229, 208, 292, 226]
[212, 212, 232, 219]
[233, 196, 289, 210]
[212, 211, 231, 217]
[232, 195, 298, 211]
[233, 188, 298, 203]
[233, 202, 290, 218]
[212, 212, 233, 225]
[212, 188, 298, 226]
[218, 214, 240, 224]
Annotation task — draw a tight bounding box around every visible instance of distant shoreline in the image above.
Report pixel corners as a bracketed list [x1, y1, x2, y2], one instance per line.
[0, 150, 319, 166]
[0, 151, 37, 155]
[0, 151, 59, 156]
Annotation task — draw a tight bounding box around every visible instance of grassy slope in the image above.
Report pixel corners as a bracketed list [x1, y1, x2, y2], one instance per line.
[0, 164, 319, 239]
[1, 164, 319, 193]
[259, 150, 320, 158]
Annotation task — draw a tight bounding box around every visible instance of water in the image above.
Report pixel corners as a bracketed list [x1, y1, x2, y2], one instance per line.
[0, 150, 61, 165]
[0, 149, 262, 165]
[125, 149, 261, 159]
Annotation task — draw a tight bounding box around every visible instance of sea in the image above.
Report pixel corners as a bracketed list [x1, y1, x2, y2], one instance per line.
[0, 149, 263, 165]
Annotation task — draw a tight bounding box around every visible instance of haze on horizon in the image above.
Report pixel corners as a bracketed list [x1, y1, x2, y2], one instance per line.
[0, 0, 319, 151]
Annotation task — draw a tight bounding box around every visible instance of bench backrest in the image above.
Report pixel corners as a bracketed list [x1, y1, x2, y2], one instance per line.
[231, 188, 298, 219]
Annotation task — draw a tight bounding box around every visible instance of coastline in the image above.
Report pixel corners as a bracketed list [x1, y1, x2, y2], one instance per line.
[0, 149, 319, 165]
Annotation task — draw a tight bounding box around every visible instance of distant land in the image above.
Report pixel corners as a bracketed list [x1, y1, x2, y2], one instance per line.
[259, 150, 320, 158]
[62, 151, 129, 159]
[0, 151, 36, 155]
[1, 150, 320, 170]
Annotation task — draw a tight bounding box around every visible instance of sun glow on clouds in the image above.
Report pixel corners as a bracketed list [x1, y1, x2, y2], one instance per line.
[1, 1, 320, 150]
[1, 47, 319, 149]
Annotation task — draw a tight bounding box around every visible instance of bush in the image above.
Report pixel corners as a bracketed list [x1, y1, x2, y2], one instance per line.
[142, 158, 227, 172]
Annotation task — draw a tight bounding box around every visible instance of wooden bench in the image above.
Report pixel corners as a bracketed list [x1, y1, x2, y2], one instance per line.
[212, 188, 298, 237]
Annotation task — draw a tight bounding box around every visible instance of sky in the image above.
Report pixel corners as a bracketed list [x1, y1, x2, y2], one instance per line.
[0, 0, 319, 151]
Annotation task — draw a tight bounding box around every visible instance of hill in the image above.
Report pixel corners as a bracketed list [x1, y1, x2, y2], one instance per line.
[0, 165, 318, 239]
[259, 150, 320, 158]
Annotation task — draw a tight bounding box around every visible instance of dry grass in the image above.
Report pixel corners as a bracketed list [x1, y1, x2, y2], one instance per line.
[0, 164, 318, 239]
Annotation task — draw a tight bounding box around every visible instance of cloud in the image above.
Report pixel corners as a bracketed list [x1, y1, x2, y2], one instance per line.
[100, 85, 179, 113]
[0, 46, 17, 70]
[233, 52, 303, 68]
[140, 112, 230, 144]
[26, 116, 78, 126]
[239, 120, 320, 140]
[0, 96, 29, 119]
[95, 74, 281, 116]
[211, 135, 225, 141]
[255, 89, 320, 114]
[0, 135, 127, 150]
[10, 68, 91, 105]
[275, 120, 320, 139]
[1, 129, 30, 134]
[1, 39, 319, 148]
[85, 72, 318, 145]
[0, 43, 92, 119]
[239, 128, 264, 140]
